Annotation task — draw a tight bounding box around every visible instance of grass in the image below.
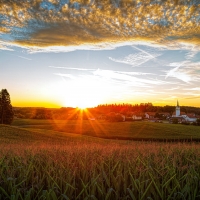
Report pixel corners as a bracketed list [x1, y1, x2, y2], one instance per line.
[12, 119, 200, 140]
[0, 125, 200, 199]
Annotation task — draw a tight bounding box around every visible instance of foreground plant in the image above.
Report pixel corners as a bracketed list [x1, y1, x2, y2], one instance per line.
[0, 140, 200, 200]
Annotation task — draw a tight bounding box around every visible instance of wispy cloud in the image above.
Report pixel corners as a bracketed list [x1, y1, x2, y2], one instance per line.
[165, 61, 193, 83]
[54, 73, 75, 79]
[0, 41, 14, 51]
[50, 65, 154, 76]
[17, 56, 32, 60]
[185, 50, 198, 60]
[49, 66, 96, 71]
[184, 87, 200, 91]
[184, 96, 200, 100]
[93, 69, 169, 87]
[166, 87, 180, 91]
[109, 51, 161, 67]
[4, 52, 32, 60]
[53, 67, 169, 89]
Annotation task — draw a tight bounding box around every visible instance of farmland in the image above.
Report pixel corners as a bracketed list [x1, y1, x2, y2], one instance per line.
[0, 120, 200, 199]
[12, 119, 200, 141]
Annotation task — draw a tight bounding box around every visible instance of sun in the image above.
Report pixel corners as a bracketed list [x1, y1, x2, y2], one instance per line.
[77, 104, 87, 110]
[62, 78, 110, 108]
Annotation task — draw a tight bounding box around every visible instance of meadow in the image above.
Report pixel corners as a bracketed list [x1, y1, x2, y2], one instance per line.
[12, 119, 200, 141]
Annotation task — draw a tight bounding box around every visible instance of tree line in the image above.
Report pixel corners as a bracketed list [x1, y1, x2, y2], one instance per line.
[13, 103, 200, 120]
[96, 104, 200, 115]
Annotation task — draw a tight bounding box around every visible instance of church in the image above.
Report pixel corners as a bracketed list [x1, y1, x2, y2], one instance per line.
[172, 100, 197, 122]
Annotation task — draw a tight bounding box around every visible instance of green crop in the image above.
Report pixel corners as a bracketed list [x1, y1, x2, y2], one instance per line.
[0, 140, 200, 199]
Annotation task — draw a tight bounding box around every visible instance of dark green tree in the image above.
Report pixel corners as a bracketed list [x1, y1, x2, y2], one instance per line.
[0, 89, 14, 124]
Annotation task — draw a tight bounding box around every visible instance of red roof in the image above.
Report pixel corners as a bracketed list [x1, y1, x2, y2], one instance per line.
[172, 112, 186, 115]
[187, 113, 196, 118]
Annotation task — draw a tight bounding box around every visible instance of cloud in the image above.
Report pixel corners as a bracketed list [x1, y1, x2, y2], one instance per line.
[49, 66, 96, 71]
[4, 52, 32, 60]
[184, 87, 200, 91]
[0, 41, 15, 51]
[166, 87, 180, 91]
[165, 61, 193, 83]
[184, 96, 200, 100]
[0, 0, 200, 51]
[54, 73, 75, 79]
[53, 67, 169, 89]
[185, 50, 198, 60]
[93, 69, 169, 87]
[50, 65, 154, 75]
[109, 51, 161, 67]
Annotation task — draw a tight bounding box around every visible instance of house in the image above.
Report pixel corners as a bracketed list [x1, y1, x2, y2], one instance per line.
[132, 114, 143, 120]
[158, 112, 171, 118]
[169, 116, 186, 123]
[145, 112, 156, 119]
[181, 115, 197, 122]
[121, 114, 126, 122]
[125, 112, 143, 121]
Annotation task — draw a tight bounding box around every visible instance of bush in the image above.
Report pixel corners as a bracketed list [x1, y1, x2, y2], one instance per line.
[192, 122, 197, 126]
[181, 121, 190, 125]
[172, 118, 178, 124]
[106, 112, 124, 122]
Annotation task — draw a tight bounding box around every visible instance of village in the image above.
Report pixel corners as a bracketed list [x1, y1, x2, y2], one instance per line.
[107, 101, 200, 124]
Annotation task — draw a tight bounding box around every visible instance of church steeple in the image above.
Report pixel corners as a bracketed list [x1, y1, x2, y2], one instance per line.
[177, 100, 179, 107]
[176, 100, 180, 116]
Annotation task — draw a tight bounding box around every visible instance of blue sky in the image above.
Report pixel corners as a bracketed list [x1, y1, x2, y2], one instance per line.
[0, 0, 200, 107]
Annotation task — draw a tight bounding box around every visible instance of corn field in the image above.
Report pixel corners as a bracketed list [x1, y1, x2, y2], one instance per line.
[0, 140, 200, 200]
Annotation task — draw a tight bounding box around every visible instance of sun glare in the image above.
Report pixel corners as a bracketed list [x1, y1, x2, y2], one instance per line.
[61, 78, 110, 108]
[78, 105, 87, 110]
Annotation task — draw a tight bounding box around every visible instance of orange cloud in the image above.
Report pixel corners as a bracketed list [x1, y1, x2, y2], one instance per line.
[0, 0, 200, 51]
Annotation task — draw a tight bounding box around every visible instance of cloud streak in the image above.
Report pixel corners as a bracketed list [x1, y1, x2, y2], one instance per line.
[0, 0, 200, 51]
[109, 51, 161, 67]
[164, 61, 200, 83]
[49, 66, 96, 71]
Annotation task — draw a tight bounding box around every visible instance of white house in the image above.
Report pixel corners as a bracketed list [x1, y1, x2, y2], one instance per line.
[121, 114, 126, 122]
[132, 114, 143, 120]
[181, 115, 197, 122]
[145, 112, 156, 119]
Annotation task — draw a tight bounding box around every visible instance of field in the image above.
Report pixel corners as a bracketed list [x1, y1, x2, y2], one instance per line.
[0, 120, 200, 199]
[12, 119, 200, 141]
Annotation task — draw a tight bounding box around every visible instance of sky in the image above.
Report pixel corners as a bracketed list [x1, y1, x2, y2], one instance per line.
[0, 0, 200, 108]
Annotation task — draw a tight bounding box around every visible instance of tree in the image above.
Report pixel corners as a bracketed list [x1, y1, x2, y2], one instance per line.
[0, 89, 14, 124]
[106, 112, 124, 122]
[32, 108, 52, 119]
